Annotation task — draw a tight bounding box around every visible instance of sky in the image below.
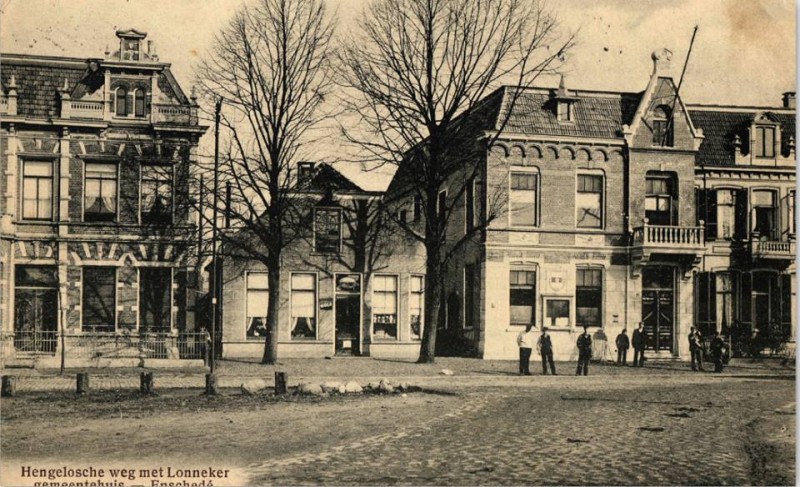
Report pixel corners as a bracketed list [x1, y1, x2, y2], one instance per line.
[1, 0, 796, 188]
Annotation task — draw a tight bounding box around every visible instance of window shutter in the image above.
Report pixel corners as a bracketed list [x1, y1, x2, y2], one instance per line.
[706, 190, 717, 241]
[734, 189, 748, 240]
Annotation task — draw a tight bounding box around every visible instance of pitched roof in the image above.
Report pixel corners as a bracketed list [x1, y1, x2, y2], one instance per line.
[689, 108, 795, 166]
[492, 86, 642, 139]
[1, 56, 88, 117]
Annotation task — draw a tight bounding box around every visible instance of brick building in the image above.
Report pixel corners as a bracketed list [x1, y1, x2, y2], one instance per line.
[220, 163, 426, 359]
[383, 48, 795, 361]
[0, 29, 208, 367]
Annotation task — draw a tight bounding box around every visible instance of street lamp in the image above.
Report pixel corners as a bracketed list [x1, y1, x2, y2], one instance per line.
[210, 97, 222, 375]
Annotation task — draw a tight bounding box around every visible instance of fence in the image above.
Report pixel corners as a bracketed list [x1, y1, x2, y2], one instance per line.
[1, 331, 207, 363]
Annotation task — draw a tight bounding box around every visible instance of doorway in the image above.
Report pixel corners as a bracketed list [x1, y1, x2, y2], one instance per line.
[641, 266, 675, 353]
[334, 274, 361, 355]
[14, 265, 58, 354]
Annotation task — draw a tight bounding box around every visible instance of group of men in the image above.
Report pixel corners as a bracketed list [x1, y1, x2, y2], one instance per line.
[517, 322, 728, 376]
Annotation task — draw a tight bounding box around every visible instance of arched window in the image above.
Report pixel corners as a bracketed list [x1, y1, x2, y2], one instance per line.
[652, 105, 673, 146]
[115, 87, 128, 116]
[134, 89, 146, 117]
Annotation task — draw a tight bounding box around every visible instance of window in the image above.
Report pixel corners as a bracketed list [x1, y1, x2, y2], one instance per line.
[464, 264, 478, 329]
[545, 299, 570, 328]
[510, 270, 536, 326]
[141, 165, 173, 224]
[755, 126, 776, 158]
[245, 272, 269, 339]
[82, 267, 116, 332]
[122, 39, 140, 61]
[413, 194, 422, 222]
[510, 172, 537, 226]
[409, 276, 424, 340]
[752, 190, 777, 239]
[84, 162, 117, 222]
[314, 208, 341, 253]
[466, 178, 475, 233]
[557, 101, 572, 122]
[576, 174, 603, 228]
[695, 272, 716, 338]
[576, 268, 602, 327]
[397, 209, 408, 224]
[699, 188, 747, 241]
[115, 87, 128, 116]
[789, 191, 796, 235]
[21, 161, 53, 220]
[134, 89, 146, 117]
[373, 275, 398, 340]
[139, 268, 171, 332]
[645, 173, 676, 226]
[716, 190, 736, 240]
[652, 105, 673, 146]
[290, 274, 316, 339]
[297, 162, 314, 185]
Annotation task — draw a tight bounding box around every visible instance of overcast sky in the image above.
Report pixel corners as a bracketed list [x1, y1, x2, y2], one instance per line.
[1, 0, 795, 187]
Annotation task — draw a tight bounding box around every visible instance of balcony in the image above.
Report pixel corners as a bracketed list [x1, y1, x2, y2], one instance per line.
[69, 100, 105, 120]
[631, 220, 705, 274]
[750, 234, 796, 262]
[152, 104, 195, 125]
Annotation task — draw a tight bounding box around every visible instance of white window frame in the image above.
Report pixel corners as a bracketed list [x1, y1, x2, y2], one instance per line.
[372, 273, 400, 341]
[80, 266, 118, 333]
[82, 160, 120, 223]
[20, 159, 55, 221]
[575, 171, 605, 230]
[408, 274, 424, 341]
[244, 271, 270, 341]
[508, 168, 540, 228]
[289, 272, 318, 341]
[137, 266, 174, 332]
[139, 163, 175, 224]
[575, 266, 604, 328]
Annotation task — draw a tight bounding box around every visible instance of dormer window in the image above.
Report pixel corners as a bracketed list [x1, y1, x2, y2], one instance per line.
[652, 105, 674, 147]
[115, 87, 128, 116]
[755, 126, 776, 158]
[298, 162, 315, 185]
[557, 101, 572, 122]
[122, 39, 140, 61]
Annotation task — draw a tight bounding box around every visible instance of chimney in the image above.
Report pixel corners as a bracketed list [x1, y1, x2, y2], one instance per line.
[782, 91, 795, 109]
[651, 48, 673, 76]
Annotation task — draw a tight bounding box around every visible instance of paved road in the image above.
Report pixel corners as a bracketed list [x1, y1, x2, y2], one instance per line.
[245, 376, 794, 486]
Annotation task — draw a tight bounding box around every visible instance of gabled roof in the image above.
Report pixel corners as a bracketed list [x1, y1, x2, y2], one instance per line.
[309, 163, 365, 193]
[689, 107, 795, 166]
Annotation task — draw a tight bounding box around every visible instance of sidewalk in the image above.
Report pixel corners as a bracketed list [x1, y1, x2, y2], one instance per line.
[1, 356, 793, 392]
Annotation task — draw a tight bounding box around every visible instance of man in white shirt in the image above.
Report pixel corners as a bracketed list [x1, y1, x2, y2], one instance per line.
[517, 323, 536, 375]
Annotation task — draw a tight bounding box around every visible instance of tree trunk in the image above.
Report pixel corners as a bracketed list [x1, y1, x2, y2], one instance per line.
[274, 371, 288, 394]
[140, 372, 155, 394]
[76, 373, 89, 395]
[418, 249, 442, 363]
[1, 376, 16, 397]
[261, 266, 281, 364]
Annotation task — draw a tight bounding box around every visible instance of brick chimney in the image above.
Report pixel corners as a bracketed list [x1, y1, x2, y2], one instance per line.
[782, 91, 795, 109]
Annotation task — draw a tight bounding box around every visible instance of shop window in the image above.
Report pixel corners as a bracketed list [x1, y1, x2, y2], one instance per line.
[510, 172, 538, 226]
[141, 165, 173, 224]
[373, 275, 398, 340]
[139, 268, 171, 332]
[409, 276, 424, 340]
[576, 174, 603, 228]
[82, 267, 116, 332]
[576, 268, 602, 327]
[245, 272, 269, 339]
[290, 274, 316, 339]
[510, 270, 536, 326]
[645, 172, 676, 225]
[314, 208, 342, 253]
[84, 162, 117, 222]
[22, 161, 53, 220]
[545, 298, 570, 328]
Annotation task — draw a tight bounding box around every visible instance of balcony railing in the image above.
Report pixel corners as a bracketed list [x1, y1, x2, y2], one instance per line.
[632, 221, 705, 248]
[70, 100, 105, 119]
[152, 104, 193, 124]
[750, 237, 796, 260]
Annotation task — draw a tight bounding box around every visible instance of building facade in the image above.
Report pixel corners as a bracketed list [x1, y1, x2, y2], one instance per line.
[385, 48, 795, 362]
[0, 29, 208, 367]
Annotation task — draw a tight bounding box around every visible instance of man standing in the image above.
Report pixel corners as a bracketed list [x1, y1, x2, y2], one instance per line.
[632, 322, 646, 367]
[538, 327, 557, 375]
[615, 329, 630, 365]
[517, 323, 535, 375]
[576, 326, 592, 376]
[688, 326, 704, 371]
[710, 331, 725, 373]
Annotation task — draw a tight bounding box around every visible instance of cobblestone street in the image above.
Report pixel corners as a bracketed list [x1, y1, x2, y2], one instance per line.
[247, 376, 795, 486]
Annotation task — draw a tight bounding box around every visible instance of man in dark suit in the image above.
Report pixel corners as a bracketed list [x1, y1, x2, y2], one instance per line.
[632, 322, 646, 367]
[615, 329, 630, 365]
[575, 326, 592, 376]
[538, 327, 556, 375]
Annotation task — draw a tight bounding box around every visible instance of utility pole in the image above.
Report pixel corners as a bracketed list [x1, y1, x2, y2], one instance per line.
[664, 26, 699, 146]
[210, 97, 222, 374]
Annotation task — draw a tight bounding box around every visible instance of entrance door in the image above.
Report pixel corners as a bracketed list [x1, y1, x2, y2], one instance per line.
[641, 267, 675, 352]
[335, 274, 361, 355]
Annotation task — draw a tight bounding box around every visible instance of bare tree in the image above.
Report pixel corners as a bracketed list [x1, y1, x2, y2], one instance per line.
[340, 0, 574, 362]
[196, 0, 335, 364]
